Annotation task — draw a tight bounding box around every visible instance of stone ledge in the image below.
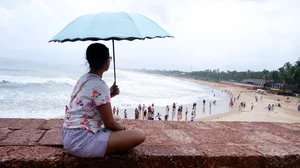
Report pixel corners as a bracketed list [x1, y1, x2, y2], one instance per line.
[0, 119, 299, 168]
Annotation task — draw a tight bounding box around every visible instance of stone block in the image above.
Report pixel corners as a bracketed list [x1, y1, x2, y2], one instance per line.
[0, 128, 13, 141]
[0, 129, 45, 146]
[143, 129, 174, 145]
[201, 144, 264, 168]
[39, 128, 62, 146]
[23, 119, 45, 130]
[8, 119, 32, 130]
[0, 119, 19, 128]
[39, 119, 63, 130]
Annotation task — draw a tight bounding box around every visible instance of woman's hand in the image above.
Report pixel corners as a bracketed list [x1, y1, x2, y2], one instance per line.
[110, 82, 120, 98]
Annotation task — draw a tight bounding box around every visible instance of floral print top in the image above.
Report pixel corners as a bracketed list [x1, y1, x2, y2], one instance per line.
[63, 73, 111, 133]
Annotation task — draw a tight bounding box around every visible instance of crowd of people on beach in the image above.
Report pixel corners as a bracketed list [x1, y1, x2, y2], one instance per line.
[110, 92, 223, 122]
[110, 89, 234, 121]
[111, 99, 221, 122]
[112, 103, 198, 121]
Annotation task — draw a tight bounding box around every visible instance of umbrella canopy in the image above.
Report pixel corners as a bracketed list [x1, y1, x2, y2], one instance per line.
[49, 12, 173, 82]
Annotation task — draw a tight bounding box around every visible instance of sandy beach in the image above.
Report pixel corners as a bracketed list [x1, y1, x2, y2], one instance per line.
[187, 79, 300, 123]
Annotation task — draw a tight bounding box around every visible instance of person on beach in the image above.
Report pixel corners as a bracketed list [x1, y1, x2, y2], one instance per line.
[165, 105, 169, 121]
[142, 104, 146, 113]
[143, 110, 147, 120]
[135, 108, 139, 120]
[177, 106, 180, 121]
[124, 109, 127, 119]
[148, 105, 152, 114]
[155, 112, 162, 120]
[116, 107, 119, 116]
[238, 104, 242, 111]
[209, 101, 212, 114]
[152, 103, 155, 112]
[138, 104, 142, 118]
[192, 102, 197, 117]
[180, 105, 183, 120]
[268, 104, 271, 111]
[171, 108, 175, 121]
[185, 107, 188, 121]
[164, 115, 168, 121]
[112, 106, 116, 115]
[251, 103, 254, 111]
[65, 105, 69, 113]
[191, 112, 194, 121]
[147, 110, 153, 120]
[172, 102, 176, 111]
[62, 43, 145, 158]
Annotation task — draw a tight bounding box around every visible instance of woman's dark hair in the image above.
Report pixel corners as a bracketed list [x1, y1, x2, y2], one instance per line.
[86, 43, 109, 70]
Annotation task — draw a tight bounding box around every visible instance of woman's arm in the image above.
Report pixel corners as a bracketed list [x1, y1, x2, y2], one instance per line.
[99, 103, 125, 131]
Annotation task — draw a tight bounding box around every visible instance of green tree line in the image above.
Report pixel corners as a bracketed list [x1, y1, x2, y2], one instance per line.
[141, 58, 300, 92]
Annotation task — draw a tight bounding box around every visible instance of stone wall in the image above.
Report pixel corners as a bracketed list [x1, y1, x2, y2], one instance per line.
[0, 119, 300, 167]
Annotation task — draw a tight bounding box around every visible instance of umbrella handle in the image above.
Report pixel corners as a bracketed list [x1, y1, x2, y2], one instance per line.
[112, 40, 116, 84]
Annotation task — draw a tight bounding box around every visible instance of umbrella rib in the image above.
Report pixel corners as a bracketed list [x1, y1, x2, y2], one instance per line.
[125, 13, 142, 39]
[84, 14, 99, 39]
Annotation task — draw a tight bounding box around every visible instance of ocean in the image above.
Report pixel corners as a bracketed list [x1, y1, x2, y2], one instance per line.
[0, 57, 229, 119]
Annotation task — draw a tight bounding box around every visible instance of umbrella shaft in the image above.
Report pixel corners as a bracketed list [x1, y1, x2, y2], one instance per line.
[112, 40, 116, 83]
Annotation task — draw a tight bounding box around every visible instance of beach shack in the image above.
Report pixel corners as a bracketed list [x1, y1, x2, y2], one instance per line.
[241, 79, 269, 88]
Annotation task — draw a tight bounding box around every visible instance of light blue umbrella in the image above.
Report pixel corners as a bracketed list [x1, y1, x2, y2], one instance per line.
[49, 12, 173, 83]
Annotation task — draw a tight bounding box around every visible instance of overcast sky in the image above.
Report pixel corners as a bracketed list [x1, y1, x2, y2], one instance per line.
[0, 0, 299, 72]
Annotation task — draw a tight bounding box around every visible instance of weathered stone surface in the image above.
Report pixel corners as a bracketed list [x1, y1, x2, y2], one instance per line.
[143, 129, 174, 145]
[0, 119, 19, 128]
[0, 128, 13, 141]
[39, 128, 62, 146]
[0, 146, 64, 168]
[0, 119, 299, 168]
[8, 119, 32, 130]
[187, 121, 213, 129]
[201, 144, 264, 167]
[124, 120, 169, 129]
[39, 119, 63, 130]
[23, 119, 45, 130]
[0, 129, 45, 146]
